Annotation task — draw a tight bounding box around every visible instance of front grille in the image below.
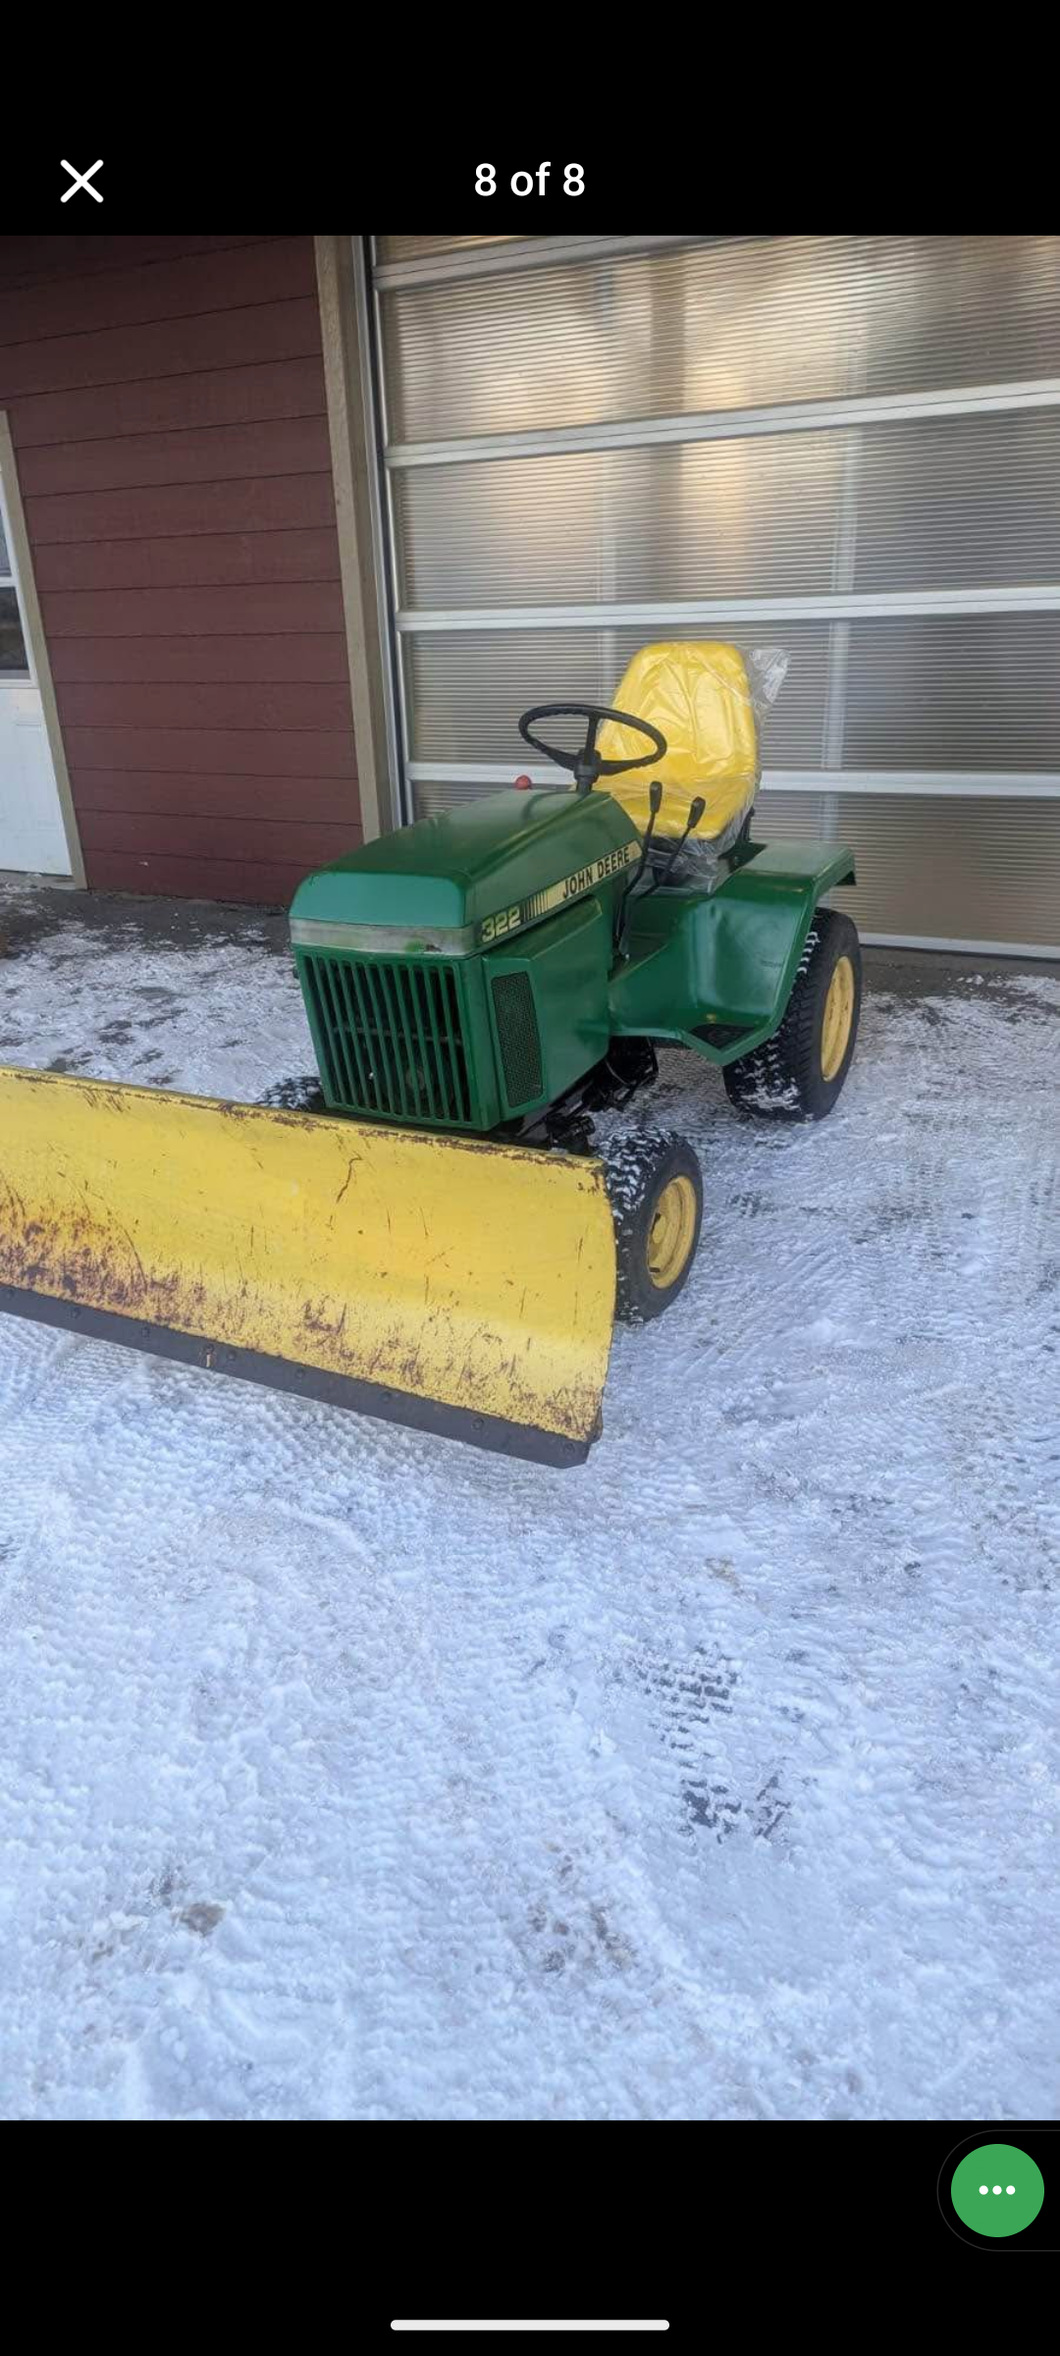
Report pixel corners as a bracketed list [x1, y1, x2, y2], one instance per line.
[491, 970, 543, 1108]
[302, 952, 471, 1124]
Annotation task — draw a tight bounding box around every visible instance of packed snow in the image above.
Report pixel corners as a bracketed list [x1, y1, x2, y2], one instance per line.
[1, 888, 1058, 2121]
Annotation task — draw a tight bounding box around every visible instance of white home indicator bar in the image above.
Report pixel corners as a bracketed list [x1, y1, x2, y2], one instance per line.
[390, 2328, 670, 2335]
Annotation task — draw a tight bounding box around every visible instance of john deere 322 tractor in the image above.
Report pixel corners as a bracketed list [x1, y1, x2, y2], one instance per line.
[0, 643, 860, 1463]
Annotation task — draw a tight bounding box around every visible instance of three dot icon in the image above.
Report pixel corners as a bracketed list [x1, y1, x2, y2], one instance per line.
[950, 2144, 1045, 2238]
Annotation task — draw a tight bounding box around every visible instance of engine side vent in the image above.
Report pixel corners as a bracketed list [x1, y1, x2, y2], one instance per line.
[491, 970, 543, 1109]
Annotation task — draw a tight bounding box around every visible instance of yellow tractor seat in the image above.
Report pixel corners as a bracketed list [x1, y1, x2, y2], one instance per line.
[595, 641, 759, 840]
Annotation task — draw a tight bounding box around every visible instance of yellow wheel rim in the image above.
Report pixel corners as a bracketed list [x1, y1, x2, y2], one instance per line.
[647, 1175, 698, 1289]
[820, 955, 855, 1082]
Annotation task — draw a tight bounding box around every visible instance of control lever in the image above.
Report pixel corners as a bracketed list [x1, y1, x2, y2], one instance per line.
[614, 782, 663, 960]
[647, 796, 706, 895]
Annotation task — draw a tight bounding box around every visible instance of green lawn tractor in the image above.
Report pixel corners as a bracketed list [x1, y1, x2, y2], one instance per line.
[0, 642, 860, 1464]
[290, 640, 861, 1322]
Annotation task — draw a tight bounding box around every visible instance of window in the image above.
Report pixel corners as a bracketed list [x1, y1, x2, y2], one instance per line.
[0, 506, 31, 676]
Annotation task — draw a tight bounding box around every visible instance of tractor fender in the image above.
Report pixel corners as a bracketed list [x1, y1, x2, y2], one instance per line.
[608, 837, 856, 1066]
[717, 840, 857, 1042]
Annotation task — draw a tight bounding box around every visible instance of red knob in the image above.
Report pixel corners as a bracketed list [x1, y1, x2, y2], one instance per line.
[513, 772, 532, 790]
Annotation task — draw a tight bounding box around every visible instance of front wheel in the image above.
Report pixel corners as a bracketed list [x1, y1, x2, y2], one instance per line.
[603, 1130, 703, 1323]
[723, 907, 862, 1121]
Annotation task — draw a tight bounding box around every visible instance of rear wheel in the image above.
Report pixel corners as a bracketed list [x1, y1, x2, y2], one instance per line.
[603, 1130, 704, 1323]
[723, 907, 861, 1121]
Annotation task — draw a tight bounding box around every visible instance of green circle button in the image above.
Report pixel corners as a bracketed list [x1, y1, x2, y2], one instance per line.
[951, 2144, 1045, 2237]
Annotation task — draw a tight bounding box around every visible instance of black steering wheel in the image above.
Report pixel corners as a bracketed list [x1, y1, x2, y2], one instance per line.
[518, 702, 667, 795]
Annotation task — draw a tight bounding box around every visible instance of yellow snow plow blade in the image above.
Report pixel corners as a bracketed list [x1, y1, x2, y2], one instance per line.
[0, 1067, 616, 1463]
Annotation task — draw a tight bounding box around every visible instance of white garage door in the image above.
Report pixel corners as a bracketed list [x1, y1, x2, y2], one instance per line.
[365, 233, 1060, 956]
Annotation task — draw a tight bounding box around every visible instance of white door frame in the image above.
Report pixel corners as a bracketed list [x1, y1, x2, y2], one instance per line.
[0, 410, 85, 885]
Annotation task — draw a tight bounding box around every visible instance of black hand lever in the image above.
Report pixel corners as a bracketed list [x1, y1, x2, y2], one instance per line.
[650, 796, 707, 892]
[621, 796, 708, 951]
[629, 780, 663, 886]
[615, 781, 664, 960]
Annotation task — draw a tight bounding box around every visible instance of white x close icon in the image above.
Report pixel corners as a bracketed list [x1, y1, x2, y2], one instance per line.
[61, 159, 103, 203]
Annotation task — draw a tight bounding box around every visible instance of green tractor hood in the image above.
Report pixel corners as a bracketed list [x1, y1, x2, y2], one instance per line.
[290, 787, 639, 952]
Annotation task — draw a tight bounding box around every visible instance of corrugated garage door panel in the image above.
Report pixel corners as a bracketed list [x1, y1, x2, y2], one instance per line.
[382, 240, 860, 442]
[844, 617, 1060, 770]
[852, 412, 1060, 591]
[380, 237, 1060, 444]
[405, 625, 831, 769]
[393, 436, 848, 607]
[755, 792, 1060, 952]
[861, 237, 1060, 394]
[394, 410, 1060, 612]
[376, 233, 1060, 953]
[377, 237, 520, 262]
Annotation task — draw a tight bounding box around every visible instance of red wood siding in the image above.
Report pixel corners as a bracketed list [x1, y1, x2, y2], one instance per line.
[0, 234, 359, 903]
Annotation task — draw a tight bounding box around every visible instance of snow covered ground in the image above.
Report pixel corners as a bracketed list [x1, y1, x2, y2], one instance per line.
[1, 886, 1058, 2122]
